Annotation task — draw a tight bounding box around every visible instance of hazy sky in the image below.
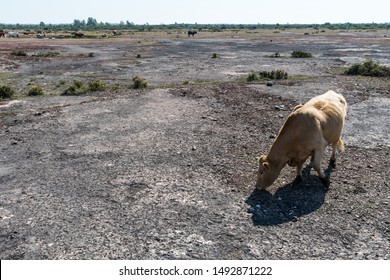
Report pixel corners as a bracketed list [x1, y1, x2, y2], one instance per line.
[2, 0, 389, 25]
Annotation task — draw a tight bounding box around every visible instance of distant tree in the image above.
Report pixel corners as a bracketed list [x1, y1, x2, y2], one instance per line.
[40, 21, 45, 27]
[73, 19, 81, 27]
[87, 17, 97, 26]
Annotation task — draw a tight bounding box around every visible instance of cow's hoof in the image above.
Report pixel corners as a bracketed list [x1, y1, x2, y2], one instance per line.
[320, 176, 330, 188]
[292, 175, 302, 187]
[329, 159, 336, 168]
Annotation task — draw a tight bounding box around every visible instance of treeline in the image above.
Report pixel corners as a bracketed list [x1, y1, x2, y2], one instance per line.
[1, 18, 389, 31]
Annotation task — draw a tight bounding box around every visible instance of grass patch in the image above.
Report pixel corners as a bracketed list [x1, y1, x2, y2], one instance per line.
[345, 59, 390, 77]
[0, 85, 15, 99]
[259, 70, 288, 80]
[32, 51, 60, 57]
[132, 76, 148, 89]
[245, 70, 288, 82]
[291, 50, 312, 58]
[88, 80, 106, 91]
[11, 50, 27, 56]
[28, 85, 44, 96]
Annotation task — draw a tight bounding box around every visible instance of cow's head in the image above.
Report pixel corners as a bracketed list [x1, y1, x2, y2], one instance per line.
[255, 155, 280, 189]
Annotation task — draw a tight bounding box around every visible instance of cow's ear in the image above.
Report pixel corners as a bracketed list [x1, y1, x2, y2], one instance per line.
[262, 162, 270, 170]
[259, 155, 267, 163]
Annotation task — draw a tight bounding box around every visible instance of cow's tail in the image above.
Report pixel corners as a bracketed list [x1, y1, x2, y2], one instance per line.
[337, 137, 345, 152]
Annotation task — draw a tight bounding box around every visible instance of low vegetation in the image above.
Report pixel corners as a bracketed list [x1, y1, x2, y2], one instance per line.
[28, 85, 44, 96]
[132, 76, 148, 89]
[246, 70, 288, 82]
[291, 50, 312, 58]
[11, 50, 27, 56]
[88, 80, 106, 91]
[345, 59, 390, 77]
[0, 85, 15, 99]
[62, 79, 106, 95]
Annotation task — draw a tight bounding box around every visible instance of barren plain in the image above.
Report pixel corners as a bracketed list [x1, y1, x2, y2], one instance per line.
[0, 29, 389, 259]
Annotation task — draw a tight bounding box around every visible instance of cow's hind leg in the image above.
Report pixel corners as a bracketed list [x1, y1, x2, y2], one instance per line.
[330, 143, 337, 168]
[313, 146, 330, 187]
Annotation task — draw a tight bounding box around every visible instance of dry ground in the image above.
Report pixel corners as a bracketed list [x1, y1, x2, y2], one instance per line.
[0, 29, 389, 259]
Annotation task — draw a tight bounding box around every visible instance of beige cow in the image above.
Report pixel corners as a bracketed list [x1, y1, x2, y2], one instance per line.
[256, 90, 347, 189]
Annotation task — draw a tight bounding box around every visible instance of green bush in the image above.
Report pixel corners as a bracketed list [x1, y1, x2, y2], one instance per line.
[291, 50, 312, 58]
[28, 85, 44, 96]
[62, 84, 87, 95]
[345, 59, 390, 77]
[259, 70, 288, 80]
[212, 53, 218, 59]
[0, 85, 15, 99]
[73, 79, 83, 88]
[88, 80, 106, 91]
[246, 72, 259, 82]
[132, 76, 148, 89]
[11, 50, 27, 56]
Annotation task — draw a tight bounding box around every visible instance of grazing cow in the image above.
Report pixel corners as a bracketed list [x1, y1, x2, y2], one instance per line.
[188, 30, 197, 37]
[72, 32, 85, 38]
[255, 90, 347, 189]
[8, 31, 19, 38]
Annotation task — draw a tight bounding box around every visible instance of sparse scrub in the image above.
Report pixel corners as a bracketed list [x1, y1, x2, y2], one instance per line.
[132, 76, 148, 89]
[345, 59, 390, 77]
[259, 70, 288, 80]
[212, 53, 218, 58]
[33, 51, 60, 57]
[88, 80, 106, 91]
[291, 50, 312, 58]
[11, 50, 27, 56]
[62, 83, 87, 95]
[0, 85, 15, 99]
[73, 79, 83, 88]
[28, 85, 44, 96]
[246, 72, 259, 82]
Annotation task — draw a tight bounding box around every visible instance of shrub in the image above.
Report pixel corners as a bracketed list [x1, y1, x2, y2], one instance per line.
[62, 85, 86, 95]
[73, 79, 83, 88]
[11, 50, 27, 56]
[259, 70, 288, 80]
[246, 72, 259, 82]
[345, 59, 390, 77]
[212, 53, 218, 59]
[132, 76, 148, 89]
[33, 51, 60, 57]
[88, 80, 106, 92]
[291, 50, 312, 58]
[0, 85, 15, 99]
[28, 85, 44, 96]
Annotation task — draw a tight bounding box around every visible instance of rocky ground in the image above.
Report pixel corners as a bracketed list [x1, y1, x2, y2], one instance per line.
[0, 29, 389, 259]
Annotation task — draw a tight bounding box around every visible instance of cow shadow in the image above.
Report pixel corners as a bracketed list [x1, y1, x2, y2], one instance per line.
[245, 163, 334, 226]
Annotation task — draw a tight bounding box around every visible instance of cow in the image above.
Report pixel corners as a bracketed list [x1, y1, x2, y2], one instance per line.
[0, 30, 6, 38]
[72, 32, 85, 38]
[188, 30, 197, 37]
[255, 90, 347, 189]
[8, 31, 19, 38]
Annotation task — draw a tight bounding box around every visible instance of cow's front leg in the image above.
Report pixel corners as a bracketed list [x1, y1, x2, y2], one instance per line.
[292, 163, 304, 187]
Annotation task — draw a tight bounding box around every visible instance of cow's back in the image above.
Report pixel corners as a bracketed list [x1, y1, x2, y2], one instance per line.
[299, 91, 347, 145]
[275, 91, 347, 160]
